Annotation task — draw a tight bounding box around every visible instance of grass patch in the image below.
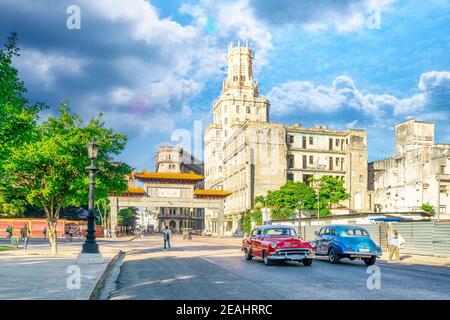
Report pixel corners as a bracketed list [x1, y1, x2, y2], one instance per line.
[0, 245, 12, 251]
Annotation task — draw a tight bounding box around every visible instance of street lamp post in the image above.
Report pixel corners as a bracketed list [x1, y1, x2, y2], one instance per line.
[297, 199, 302, 239]
[77, 141, 103, 264]
[317, 186, 320, 225]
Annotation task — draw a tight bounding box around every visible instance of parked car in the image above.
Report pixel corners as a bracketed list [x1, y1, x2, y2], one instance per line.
[242, 225, 315, 266]
[313, 225, 382, 265]
[202, 229, 212, 237]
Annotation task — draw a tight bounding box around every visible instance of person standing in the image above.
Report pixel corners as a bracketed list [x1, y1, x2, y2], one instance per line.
[20, 224, 30, 250]
[389, 229, 405, 262]
[6, 225, 13, 239]
[162, 226, 171, 250]
[43, 226, 47, 240]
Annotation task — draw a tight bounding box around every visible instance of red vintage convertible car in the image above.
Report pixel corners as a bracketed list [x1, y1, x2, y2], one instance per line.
[242, 225, 315, 266]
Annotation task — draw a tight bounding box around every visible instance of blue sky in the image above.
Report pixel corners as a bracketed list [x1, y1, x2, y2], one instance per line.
[1, 0, 449, 170]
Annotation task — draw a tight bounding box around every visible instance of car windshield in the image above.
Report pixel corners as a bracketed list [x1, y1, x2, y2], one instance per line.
[262, 227, 297, 237]
[339, 228, 369, 237]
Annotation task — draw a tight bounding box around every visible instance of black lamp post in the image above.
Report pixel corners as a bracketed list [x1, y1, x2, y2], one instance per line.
[297, 199, 302, 239]
[81, 141, 100, 254]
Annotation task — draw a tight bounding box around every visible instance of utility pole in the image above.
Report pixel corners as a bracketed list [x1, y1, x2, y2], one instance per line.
[432, 147, 449, 222]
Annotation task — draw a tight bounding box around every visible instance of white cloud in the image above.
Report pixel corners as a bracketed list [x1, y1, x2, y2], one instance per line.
[250, 0, 396, 33]
[14, 49, 87, 90]
[268, 71, 450, 119]
[180, 0, 273, 69]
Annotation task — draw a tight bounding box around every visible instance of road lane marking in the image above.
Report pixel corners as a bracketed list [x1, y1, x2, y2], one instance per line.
[199, 256, 219, 265]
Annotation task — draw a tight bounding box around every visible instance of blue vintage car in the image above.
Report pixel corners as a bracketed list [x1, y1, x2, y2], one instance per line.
[312, 225, 382, 265]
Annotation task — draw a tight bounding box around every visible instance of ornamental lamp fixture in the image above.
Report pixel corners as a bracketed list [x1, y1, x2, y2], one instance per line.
[87, 141, 100, 160]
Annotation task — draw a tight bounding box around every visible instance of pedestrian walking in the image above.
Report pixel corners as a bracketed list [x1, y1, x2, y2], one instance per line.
[20, 224, 30, 250]
[43, 226, 47, 239]
[6, 225, 13, 239]
[162, 226, 171, 250]
[388, 229, 405, 262]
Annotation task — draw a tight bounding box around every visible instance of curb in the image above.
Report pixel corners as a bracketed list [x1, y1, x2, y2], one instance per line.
[89, 250, 124, 300]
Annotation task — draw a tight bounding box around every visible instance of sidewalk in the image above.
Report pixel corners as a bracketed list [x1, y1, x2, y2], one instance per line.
[0, 237, 133, 300]
[378, 252, 450, 268]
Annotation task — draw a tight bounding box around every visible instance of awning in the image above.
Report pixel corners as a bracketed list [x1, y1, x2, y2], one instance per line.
[370, 217, 414, 222]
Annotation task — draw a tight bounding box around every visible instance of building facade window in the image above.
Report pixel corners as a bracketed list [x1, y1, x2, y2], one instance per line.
[287, 173, 294, 181]
[287, 135, 294, 144]
[246, 106, 251, 113]
[309, 155, 314, 165]
[287, 155, 294, 168]
[303, 155, 307, 169]
[302, 136, 307, 149]
[309, 137, 314, 145]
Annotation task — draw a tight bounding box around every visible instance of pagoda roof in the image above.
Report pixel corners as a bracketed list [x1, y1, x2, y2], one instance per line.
[121, 186, 145, 197]
[194, 189, 232, 198]
[134, 171, 204, 183]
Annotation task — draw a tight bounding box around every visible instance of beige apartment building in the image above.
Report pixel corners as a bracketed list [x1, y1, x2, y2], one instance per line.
[369, 119, 450, 220]
[285, 124, 369, 212]
[204, 41, 371, 235]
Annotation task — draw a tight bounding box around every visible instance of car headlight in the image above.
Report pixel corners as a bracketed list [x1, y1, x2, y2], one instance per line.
[270, 242, 277, 249]
[309, 241, 316, 248]
[306, 250, 312, 255]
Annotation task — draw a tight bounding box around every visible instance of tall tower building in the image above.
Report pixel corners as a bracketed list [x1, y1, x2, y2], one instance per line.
[205, 41, 271, 191]
[204, 41, 286, 235]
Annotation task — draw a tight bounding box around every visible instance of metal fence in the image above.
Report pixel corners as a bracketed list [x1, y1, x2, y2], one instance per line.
[301, 221, 450, 258]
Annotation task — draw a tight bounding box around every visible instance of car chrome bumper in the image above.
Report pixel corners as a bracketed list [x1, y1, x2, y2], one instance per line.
[268, 252, 315, 261]
[342, 251, 382, 258]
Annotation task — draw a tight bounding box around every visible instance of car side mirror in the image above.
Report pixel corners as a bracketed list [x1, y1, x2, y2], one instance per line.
[314, 231, 319, 236]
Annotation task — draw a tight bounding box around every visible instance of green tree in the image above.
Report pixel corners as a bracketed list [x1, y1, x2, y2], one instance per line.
[422, 203, 434, 214]
[0, 33, 47, 214]
[0, 188, 26, 217]
[95, 198, 110, 230]
[0, 33, 46, 174]
[242, 208, 262, 235]
[118, 207, 137, 228]
[265, 181, 317, 219]
[2, 104, 131, 254]
[311, 176, 350, 216]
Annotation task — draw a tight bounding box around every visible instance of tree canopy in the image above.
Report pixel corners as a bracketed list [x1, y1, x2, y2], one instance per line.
[246, 176, 351, 224]
[1, 103, 131, 253]
[0, 33, 46, 173]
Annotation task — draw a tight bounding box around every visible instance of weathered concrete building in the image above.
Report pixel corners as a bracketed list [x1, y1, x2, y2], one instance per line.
[369, 119, 450, 220]
[286, 124, 370, 212]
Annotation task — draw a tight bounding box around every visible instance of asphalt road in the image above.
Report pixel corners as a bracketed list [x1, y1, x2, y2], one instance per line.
[108, 235, 450, 300]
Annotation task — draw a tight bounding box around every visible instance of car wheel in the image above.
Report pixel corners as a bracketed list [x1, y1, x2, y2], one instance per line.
[263, 251, 272, 266]
[302, 259, 313, 266]
[244, 249, 253, 261]
[328, 248, 340, 264]
[363, 256, 376, 266]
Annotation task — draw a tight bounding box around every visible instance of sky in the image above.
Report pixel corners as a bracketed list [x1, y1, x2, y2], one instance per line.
[1, 0, 449, 170]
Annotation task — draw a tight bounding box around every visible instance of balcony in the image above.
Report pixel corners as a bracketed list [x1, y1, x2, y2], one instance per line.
[438, 174, 450, 182]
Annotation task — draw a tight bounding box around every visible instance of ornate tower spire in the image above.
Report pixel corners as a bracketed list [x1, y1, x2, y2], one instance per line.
[223, 40, 257, 97]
